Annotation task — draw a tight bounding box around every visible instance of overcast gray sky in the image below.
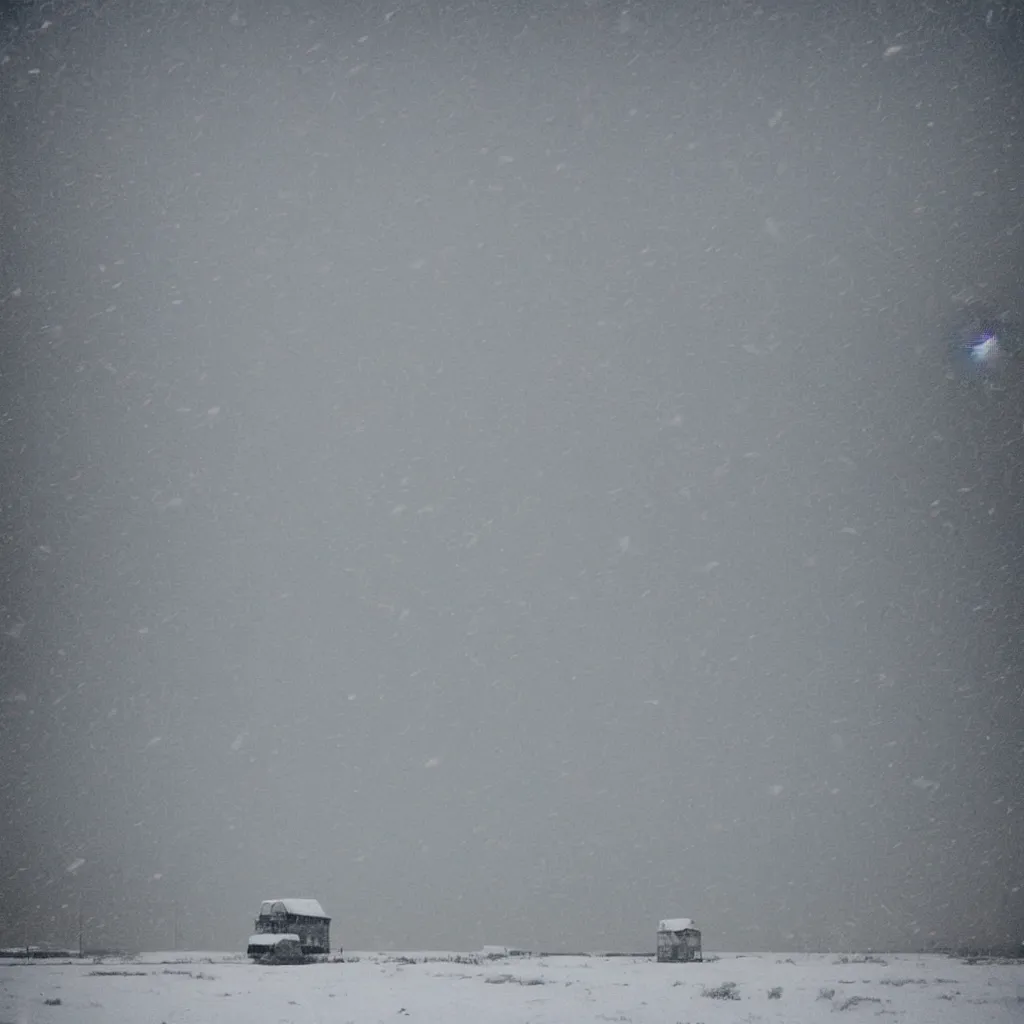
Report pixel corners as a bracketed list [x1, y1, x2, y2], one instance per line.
[1, 0, 1022, 955]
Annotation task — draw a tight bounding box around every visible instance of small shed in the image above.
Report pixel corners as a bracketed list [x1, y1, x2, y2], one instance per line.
[243, 937, 299, 958]
[247, 898, 331, 956]
[657, 918, 702, 962]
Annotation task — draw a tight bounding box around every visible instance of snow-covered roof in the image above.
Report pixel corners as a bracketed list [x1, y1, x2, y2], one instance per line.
[259, 899, 329, 919]
[247, 933, 300, 946]
[658, 918, 695, 932]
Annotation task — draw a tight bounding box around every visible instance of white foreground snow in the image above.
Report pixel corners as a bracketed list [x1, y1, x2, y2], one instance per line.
[2, 950, 1021, 1023]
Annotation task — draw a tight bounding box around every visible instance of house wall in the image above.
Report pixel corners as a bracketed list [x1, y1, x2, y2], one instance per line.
[253, 912, 330, 954]
[656, 929, 702, 962]
[292, 915, 329, 953]
[250, 909, 327, 954]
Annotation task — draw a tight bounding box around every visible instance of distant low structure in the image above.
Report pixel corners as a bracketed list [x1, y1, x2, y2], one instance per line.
[656, 918, 702, 963]
[481, 945, 532, 958]
[0, 946, 81, 959]
[247, 898, 331, 957]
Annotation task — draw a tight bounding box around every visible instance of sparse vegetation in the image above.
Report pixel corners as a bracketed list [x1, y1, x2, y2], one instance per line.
[833, 954, 888, 966]
[3, 949, 1016, 1022]
[835, 995, 883, 1011]
[960, 954, 1023, 966]
[701, 981, 739, 1000]
[390, 953, 481, 965]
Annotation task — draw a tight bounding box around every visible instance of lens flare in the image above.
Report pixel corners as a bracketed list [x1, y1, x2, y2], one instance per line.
[948, 307, 1017, 380]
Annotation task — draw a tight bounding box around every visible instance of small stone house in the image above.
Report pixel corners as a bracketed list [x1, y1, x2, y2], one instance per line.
[656, 918, 702, 962]
[247, 898, 331, 957]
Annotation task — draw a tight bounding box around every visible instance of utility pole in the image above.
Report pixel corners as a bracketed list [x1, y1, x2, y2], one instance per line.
[78, 897, 83, 958]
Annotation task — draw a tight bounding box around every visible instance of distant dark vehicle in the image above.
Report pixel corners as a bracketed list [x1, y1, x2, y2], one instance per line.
[656, 918, 703, 963]
[246, 898, 332, 957]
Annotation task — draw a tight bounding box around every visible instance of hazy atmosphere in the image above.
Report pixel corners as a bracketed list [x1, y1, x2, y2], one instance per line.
[1, 0, 1022, 956]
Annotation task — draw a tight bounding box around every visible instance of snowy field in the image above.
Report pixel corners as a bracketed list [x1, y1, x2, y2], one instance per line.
[2, 949, 1022, 1023]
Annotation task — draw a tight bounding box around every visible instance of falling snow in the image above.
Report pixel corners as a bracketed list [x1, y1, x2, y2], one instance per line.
[0, 0, 1020, 962]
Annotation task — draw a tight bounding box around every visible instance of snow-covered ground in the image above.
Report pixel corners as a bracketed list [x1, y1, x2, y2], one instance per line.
[2, 950, 1021, 1022]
